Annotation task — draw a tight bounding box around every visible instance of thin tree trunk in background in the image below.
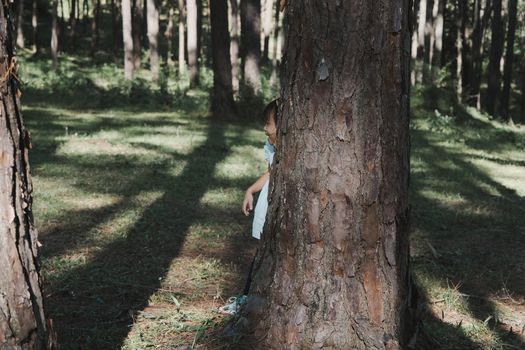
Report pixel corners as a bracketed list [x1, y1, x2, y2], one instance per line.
[132, 0, 143, 69]
[416, 0, 427, 83]
[59, 0, 65, 40]
[269, 1, 279, 86]
[51, 0, 59, 66]
[177, 0, 186, 75]
[32, 0, 39, 54]
[245, 1, 415, 348]
[261, 0, 273, 64]
[411, 0, 420, 85]
[122, 0, 134, 79]
[196, 0, 202, 63]
[0, 3, 51, 347]
[229, 0, 240, 93]
[468, 0, 482, 106]
[90, 0, 100, 57]
[165, 5, 174, 66]
[486, 0, 503, 116]
[187, 0, 199, 87]
[500, 0, 517, 121]
[431, 0, 445, 77]
[240, 0, 261, 95]
[425, 0, 439, 81]
[112, 0, 120, 53]
[69, 0, 77, 51]
[16, 0, 25, 48]
[209, 0, 235, 117]
[147, 0, 159, 81]
[456, 0, 468, 100]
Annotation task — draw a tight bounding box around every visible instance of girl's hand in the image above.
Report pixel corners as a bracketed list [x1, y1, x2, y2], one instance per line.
[242, 191, 254, 216]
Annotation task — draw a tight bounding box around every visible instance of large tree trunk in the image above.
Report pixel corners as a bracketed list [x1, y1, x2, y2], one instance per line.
[244, 1, 415, 349]
[16, 0, 25, 48]
[240, 0, 261, 95]
[122, 0, 134, 79]
[210, 0, 235, 117]
[0, 3, 51, 348]
[229, 0, 240, 93]
[177, 0, 186, 75]
[132, 0, 143, 69]
[187, 0, 199, 87]
[51, 0, 59, 67]
[485, 0, 503, 116]
[500, 0, 517, 121]
[147, 0, 159, 81]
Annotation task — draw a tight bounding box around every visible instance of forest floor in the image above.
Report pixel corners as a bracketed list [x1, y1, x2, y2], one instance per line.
[21, 55, 525, 349]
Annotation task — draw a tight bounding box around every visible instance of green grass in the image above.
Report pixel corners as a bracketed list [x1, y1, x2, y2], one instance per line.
[411, 85, 525, 349]
[19, 54, 525, 349]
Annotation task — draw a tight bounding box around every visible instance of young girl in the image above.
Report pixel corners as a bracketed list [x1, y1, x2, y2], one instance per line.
[242, 99, 278, 239]
[218, 100, 278, 315]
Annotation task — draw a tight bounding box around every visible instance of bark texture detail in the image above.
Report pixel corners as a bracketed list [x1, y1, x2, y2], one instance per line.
[0, 3, 50, 348]
[245, 1, 415, 349]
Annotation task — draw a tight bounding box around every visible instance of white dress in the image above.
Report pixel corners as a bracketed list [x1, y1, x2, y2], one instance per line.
[251, 141, 275, 239]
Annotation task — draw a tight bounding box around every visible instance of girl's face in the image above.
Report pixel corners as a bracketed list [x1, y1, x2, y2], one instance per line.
[264, 114, 277, 145]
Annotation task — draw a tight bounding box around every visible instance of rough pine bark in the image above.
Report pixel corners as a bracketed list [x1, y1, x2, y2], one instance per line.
[486, 0, 503, 116]
[177, 0, 186, 75]
[146, 0, 160, 81]
[244, 0, 415, 349]
[500, 0, 517, 121]
[187, 0, 199, 87]
[209, 0, 235, 118]
[0, 3, 51, 348]
[240, 0, 261, 94]
[122, 0, 134, 79]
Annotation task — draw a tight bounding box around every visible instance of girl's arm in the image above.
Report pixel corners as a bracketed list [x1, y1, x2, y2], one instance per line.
[242, 170, 270, 216]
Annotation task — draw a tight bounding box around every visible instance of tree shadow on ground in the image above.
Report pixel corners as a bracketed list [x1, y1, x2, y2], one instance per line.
[35, 118, 249, 349]
[411, 125, 525, 349]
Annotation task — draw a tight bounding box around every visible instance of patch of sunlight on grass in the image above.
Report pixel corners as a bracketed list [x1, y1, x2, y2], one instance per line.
[127, 134, 207, 154]
[186, 222, 242, 241]
[418, 189, 468, 204]
[200, 188, 240, 207]
[215, 145, 267, 181]
[56, 136, 168, 157]
[472, 158, 525, 197]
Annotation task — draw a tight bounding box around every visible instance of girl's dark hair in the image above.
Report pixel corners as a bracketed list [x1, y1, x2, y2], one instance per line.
[263, 99, 280, 124]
